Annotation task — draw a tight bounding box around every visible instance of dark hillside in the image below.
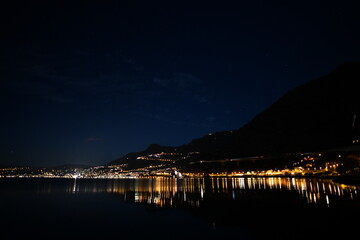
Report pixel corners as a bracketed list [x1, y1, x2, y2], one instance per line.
[110, 63, 360, 166]
[184, 62, 360, 159]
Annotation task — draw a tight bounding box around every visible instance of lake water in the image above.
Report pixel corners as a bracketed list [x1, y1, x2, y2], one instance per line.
[0, 177, 359, 239]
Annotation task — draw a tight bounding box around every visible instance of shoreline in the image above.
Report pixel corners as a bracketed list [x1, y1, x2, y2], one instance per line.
[1, 174, 360, 185]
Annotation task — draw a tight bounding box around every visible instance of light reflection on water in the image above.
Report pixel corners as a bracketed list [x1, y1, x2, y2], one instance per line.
[2, 177, 359, 240]
[66, 177, 359, 207]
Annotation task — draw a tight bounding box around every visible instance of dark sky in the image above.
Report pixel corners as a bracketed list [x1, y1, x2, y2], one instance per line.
[1, 0, 360, 166]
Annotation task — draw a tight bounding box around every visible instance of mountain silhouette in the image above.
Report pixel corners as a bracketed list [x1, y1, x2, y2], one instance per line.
[109, 62, 360, 167]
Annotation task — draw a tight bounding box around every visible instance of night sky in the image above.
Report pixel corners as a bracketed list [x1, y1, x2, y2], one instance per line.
[1, 0, 360, 166]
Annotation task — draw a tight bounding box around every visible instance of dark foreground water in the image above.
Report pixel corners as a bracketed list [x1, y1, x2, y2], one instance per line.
[0, 177, 359, 240]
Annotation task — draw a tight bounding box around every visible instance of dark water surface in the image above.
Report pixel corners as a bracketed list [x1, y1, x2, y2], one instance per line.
[1, 177, 359, 239]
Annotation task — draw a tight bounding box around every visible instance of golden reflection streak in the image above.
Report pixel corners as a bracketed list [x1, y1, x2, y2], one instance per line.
[67, 177, 360, 207]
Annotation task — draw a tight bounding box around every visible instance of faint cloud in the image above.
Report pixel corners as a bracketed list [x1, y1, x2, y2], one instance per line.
[86, 137, 103, 142]
[153, 72, 202, 88]
[192, 94, 209, 103]
[2, 47, 144, 104]
[200, 116, 218, 129]
[206, 116, 216, 122]
[131, 110, 197, 127]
